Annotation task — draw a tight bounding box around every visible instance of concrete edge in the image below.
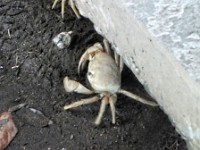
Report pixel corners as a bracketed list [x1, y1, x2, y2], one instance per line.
[75, 0, 200, 149]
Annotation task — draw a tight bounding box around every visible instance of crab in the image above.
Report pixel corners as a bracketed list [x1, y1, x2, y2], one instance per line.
[63, 40, 158, 125]
[52, 0, 80, 18]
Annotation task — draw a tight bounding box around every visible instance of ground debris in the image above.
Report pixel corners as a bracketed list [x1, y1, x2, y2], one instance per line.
[53, 31, 72, 49]
[0, 112, 18, 150]
[16, 107, 53, 127]
[8, 103, 27, 112]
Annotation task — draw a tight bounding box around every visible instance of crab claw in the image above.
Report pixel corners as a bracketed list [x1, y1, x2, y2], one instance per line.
[63, 76, 93, 94]
[78, 43, 103, 74]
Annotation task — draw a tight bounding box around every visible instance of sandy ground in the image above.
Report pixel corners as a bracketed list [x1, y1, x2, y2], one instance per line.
[0, 0, 187, 149]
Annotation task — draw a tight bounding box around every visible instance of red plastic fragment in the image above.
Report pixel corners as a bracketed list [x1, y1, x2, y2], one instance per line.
[0, 112, 18, 150]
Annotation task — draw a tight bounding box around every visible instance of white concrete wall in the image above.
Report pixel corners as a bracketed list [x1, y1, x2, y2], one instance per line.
[75, 0, 200, 149]
[127, 0, 200, 84]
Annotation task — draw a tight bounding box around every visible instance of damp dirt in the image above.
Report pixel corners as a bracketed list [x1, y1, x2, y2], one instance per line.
[0, 0, 187, 149]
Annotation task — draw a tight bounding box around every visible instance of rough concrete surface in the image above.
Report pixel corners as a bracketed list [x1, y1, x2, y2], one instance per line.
[75, 0, 200, 149]
[126, 0, 200, 83]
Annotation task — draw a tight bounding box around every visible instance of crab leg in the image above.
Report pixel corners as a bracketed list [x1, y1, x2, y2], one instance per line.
[114, 52, 124, 73]
[52, 0, 66, 18]
[118, 89, 158, 106]
[114, 52, 120, 66]
[94, 96, 109, 125]
[52, 0, 81, 18]
[63, 76, 93, 94]
[69, 0, 81, 19]
[119, 56, 124, 73]
[61, 0, 67, 18]
[52, 0, 59, 9]
[109, 95, 117, 124]
[64, 96, 99, 110]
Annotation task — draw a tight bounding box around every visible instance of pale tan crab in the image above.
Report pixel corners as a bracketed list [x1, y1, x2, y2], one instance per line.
[52, 0, 80, 18]
[63, 40, 157, 125]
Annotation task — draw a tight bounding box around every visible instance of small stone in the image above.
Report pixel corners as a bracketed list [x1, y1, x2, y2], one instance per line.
[53, 31, 72, 49]
[70, 134, 74, 140]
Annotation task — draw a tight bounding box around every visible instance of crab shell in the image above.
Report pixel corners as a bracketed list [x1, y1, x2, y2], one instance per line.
[87, 51, 121, 94]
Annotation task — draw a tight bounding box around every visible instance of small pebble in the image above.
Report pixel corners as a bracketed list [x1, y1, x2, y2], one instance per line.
[53, 31, 72, 49]
[70, 134, 74, 140]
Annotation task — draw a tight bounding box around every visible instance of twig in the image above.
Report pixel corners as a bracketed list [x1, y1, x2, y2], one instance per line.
[8, 29, 11, 39]
[11, 54, 19, 69]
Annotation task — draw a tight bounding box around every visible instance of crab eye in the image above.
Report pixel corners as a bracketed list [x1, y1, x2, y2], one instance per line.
[87, 72, 93, 77]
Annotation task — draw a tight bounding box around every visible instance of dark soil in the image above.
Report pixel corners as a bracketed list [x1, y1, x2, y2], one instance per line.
[0, 0, 187, 150]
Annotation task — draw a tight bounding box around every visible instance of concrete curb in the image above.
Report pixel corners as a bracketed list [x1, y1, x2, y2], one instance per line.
[75, 0, 200, 149]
